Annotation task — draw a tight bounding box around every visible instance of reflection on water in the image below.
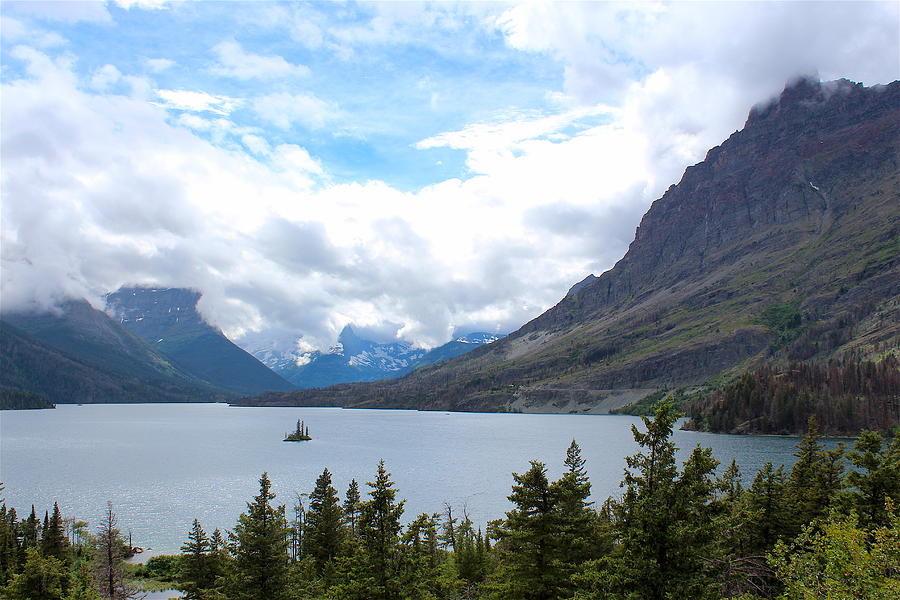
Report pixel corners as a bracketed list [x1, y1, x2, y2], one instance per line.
[1, 403, 832, 554]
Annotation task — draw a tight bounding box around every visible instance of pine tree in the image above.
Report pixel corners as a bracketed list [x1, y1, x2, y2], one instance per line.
[41, 502, 70, 564]
[357, 460, 405, 600]
[785, 416, 844, 535]
[4, 547, 68, 600]
[180, 519, 213, 600]
[551, 439, 597, 589]
[21, 506, 40, 552]
[0, 505, 19, 585]
[744, 462, 789, 553]
[343, 480, 361, 539]
[577, 400, 721, 600]
[488, 461, 562, 600]
[229, 472, 291, 600]
[845, 430, 900, 528]
[304, 468, 345, 576]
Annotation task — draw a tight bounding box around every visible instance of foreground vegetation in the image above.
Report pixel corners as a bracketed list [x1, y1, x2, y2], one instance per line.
[3, 402, 899, 599]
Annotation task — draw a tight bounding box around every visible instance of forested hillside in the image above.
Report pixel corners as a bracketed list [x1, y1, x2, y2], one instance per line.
[0, 303, 225, 404]
[685, 356, 900, 435]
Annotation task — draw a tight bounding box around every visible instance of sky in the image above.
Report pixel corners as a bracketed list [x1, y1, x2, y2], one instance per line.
[1, 1, 898, 356]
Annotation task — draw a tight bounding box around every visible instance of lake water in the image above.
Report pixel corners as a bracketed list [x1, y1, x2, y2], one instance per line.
[1, 403, 832, 556]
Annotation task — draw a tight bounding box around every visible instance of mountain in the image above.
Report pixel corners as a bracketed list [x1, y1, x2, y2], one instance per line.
[106, 287, 295, 395]
[238, 77, 899, 414]
[1, 301, 223, 403]
[270, 326, 502, 389]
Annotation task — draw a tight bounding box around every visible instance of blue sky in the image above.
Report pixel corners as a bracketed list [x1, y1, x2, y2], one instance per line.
[3, 2, 566, 190]
[2, 1, 898, 356]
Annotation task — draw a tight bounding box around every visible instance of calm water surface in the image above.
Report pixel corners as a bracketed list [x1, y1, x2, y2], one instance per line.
[1, 403, 831, 555]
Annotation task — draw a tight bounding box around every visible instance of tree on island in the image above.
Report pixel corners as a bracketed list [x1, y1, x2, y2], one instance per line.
[284, 420, 312, 442]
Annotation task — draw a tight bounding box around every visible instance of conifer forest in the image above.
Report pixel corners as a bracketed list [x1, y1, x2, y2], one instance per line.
[2, 402, 898, 600]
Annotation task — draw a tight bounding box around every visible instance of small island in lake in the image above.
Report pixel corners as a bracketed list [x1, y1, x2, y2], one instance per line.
[284, 419, 312, 442]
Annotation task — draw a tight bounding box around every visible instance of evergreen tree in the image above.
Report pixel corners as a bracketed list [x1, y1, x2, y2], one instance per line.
[576, 400, 721, 600]
[743, 462, 790, 554]
[41, 503, 69, 564]
[180, 519, 214, 600]
[400, 513, 445, 597]
[357, 460, 405, 600]
[343, 480, 361, 539]
[4, 547, 68, 600]
[785, 416, 844, 535]
[304, 468, 345, 576]
[64, 563, 102, 600]
[229, 472, 291, 600]
[845, 430, 900, 528]
[488, 461, 563, 600]
[21, 506, 40, 553]
[93, 502, 139, 600]
[551, 440, 597, 588]
[0, 505, 19, 585]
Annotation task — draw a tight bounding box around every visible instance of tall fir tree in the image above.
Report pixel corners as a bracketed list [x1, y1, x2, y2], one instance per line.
[0, 505, 18, 585]
[488, 461, 563, 600]
[180, 519, 215, 600]
[576, 400, 721, 600]
[551, 439, 597, 591]
[357, 460, 405, 600]
[304, 468, 345, 576]
[41, 502, 69, 564]
[343, 480, 361, 539]
[229, 472, 291, 600]
[845, 430, 900, 528]
[785, 416, 844, 536]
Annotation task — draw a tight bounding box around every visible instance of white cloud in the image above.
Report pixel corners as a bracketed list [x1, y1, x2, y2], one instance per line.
[2, 2, 898, 354]
[113, 0, 175, 9]
[252, 92, 333, 130]
[154, 89, 241, 115]
[5, 1, 111, 23]
[145, 57, 175, 72]
[90, 64, 122, 90]
[211, 40, 310, 80]
[0, 16, 67, 47]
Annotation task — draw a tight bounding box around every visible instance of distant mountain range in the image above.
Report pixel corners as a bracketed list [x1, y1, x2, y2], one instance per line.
[1, 286, 502, 405]
[246, 325, 502, 389]
[239, 78, 899, 420]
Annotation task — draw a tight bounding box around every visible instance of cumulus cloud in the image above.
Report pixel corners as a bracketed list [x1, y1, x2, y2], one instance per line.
[145, 57, 174, 72]
[4, 1, 112, 23]
[251, 92, 334, 130]
[1, 2, 898, 354]
[211, 40, 311, 80]
[154, 89, 241, 115]
[0, 16, 67, 47]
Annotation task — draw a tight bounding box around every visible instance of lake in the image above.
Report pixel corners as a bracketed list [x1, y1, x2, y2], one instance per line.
[1, 403, 831, 556]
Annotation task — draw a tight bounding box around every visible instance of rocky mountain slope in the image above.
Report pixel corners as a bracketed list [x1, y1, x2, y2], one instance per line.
[238, 77, 899, 413]
[106, 287, 295, 395]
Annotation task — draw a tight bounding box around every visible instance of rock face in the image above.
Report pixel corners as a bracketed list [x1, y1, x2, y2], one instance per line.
[238, 78, 900, 412]
[107, 287, 295, 395]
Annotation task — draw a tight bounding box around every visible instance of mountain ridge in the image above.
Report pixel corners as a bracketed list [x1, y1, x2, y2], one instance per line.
[236, 77, 899, 413]
[106, 287, 295, 395]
